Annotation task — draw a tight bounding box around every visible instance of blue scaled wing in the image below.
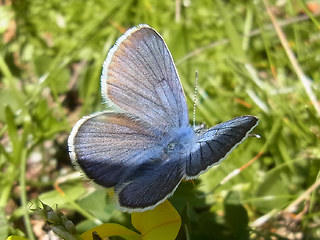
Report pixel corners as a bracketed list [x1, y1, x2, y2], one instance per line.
[186, 116, 259, 178]
[68, 112, 164, 188]
[115, 156, 184, 212]
[68, 111, 185, 212]
[101, 25, 189, 131]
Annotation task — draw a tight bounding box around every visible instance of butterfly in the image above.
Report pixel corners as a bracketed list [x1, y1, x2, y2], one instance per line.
[68, 24, 259, 212]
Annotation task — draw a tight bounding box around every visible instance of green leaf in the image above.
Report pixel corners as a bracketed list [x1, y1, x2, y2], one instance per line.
[5, 106, 18, 150]
[1, 209, 8, 240]
[253, 164, 291, 212]
[37, 181, 87, 209]
[131, 200, 181, 240]
[77, 189, 119, 223]
[224, 191, 249, 240]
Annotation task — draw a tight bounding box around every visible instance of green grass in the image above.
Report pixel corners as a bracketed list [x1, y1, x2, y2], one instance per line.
[1, 0, 320, 239]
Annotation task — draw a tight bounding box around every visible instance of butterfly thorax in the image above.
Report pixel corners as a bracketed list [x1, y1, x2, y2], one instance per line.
[161, 125, 195, 159]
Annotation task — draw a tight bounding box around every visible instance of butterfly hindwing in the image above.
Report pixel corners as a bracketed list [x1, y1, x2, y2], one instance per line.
[68, 112, 164, 187]
[115, 156, 184, 211]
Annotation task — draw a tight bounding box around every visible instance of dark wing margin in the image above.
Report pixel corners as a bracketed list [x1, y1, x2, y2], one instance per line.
[186, 116, 259, 178]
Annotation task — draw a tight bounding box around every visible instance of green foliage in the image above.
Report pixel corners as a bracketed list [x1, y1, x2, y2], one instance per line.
[1, 0, 320, 239]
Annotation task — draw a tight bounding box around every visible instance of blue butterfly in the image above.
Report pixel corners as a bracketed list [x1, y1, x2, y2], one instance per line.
[68, 24, 259, 212]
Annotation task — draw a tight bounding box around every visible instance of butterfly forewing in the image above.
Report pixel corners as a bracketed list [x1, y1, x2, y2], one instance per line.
[101, 25, 189, 131]
[186, 116, 259, 178]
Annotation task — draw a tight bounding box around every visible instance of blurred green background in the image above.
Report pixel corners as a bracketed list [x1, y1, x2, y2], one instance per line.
[1, 0, 320, 239]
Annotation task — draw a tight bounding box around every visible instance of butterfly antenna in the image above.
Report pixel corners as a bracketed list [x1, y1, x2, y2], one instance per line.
[193, 71, 199, 128]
